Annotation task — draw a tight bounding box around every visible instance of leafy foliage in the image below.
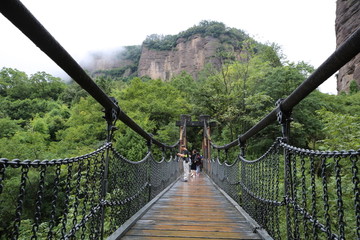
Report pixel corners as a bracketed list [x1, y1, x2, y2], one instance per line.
[111, 77, 191, 160]
[316, 108, 360, 150]
[143, 20, 249, 51]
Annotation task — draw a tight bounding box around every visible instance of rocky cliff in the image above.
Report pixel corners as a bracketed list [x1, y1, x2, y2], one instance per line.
[336, 0, 360, 93]
[138, 35, 224, 81]
[85, 21, 252, 81]
[86, 26, 245, 81]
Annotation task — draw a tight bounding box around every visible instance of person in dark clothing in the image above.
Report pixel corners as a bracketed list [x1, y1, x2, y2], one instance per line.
[195, 152, 202, 176]
[190, 149, 197, 177]
[191, 149, 202, 177]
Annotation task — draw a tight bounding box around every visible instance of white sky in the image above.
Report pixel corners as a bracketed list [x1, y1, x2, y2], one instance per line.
[0, 0, 337, 94]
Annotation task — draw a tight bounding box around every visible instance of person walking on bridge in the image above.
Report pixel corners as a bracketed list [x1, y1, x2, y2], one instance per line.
[190, 149, 199, 177]
[177, 145, 190, 182]
[190, 149, 203, 177]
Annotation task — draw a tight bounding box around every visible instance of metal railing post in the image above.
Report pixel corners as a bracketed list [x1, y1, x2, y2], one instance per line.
[100, 98, 118, 239]
[225, 149, 229, 163]
[238, 136, 246, 158]
[276, 99, 294, 239]
[147, 139, 153, 202]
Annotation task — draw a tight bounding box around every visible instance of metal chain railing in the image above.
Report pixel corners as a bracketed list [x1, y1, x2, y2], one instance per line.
[0, 144, 108, 239]
[207, 138, 360, 239]
[0, 143, 181, 239]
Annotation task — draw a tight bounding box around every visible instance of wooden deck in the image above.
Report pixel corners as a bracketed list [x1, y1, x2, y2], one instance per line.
[111, 173, 266, 240]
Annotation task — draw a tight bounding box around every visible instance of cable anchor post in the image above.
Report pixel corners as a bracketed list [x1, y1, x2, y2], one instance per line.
[238, 135, 246, 158]
[225, 149, 229, 164]
[161, 147, 166, 159]
[147, 136, 153, 153]
[275, 99, 293, 143]
[103, 97, 119, 143]
[276, 99, 294, 238]
[100, 97, 119, 238]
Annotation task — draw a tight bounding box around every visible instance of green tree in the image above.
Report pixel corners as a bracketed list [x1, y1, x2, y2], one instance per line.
[349, 80, 359, 94]
[111, 78, 190, 160]
[0, 67, 30, 99]
[0, 98, 52, 120]
[0, 68, 65, 101]
[59, 80, 88, 105]
[193, 39, 276, 142]
[54, 97, 106, 156]
[115, 78, 190, 131]
[316, 108, 360, 150]
[28, 72, 66, 100]
[0, 130, 49, 159]
[259, 61, 313, 100]
[169, 71, 196, 101]
[0, 117, 22, 138]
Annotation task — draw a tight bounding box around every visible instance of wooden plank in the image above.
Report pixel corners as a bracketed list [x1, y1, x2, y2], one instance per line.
[121, 237, 254, 240]
[117, 174, 263, 240]
[123, 229, 260, 239]
[132, 220, 257, 232]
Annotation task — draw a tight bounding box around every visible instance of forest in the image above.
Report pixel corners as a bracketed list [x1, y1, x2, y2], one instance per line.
[0, 22, 359, 238]
[0, 39, 359, 161]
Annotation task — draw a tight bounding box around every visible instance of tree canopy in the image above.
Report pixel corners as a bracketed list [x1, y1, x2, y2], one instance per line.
[143, 20, 249, 51]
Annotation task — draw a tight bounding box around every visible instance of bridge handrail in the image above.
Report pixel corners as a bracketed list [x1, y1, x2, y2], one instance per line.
[0, 0, 179, 150]
[212, 27, 360, 150]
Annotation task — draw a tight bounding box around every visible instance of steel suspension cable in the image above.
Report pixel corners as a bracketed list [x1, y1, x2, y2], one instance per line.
[212, 27, 360, 150]
[0, 0, 178, 149]
[0, 0, 116, 111]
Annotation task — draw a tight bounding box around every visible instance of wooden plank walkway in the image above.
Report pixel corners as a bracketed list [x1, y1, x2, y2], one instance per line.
[117, 174, 264, 240]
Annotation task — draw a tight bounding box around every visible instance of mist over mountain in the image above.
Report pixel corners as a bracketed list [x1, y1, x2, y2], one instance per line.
[82, 21, 271, 81]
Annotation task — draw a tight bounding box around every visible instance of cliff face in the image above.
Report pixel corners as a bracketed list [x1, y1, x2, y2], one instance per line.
[336, 0, 360, 93]
[86, 34, 230, 80]
[138, 35, 224, 81]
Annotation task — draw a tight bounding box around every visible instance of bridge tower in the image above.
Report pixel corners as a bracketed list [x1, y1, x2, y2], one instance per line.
[199, 115, 211, 160]
[177, 114, 214, 160]
[178, 114, 191, 148]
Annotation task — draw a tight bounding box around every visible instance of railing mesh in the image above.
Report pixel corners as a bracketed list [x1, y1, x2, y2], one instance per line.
[206, 139, 360, 240]
[0, 143, 180, 239]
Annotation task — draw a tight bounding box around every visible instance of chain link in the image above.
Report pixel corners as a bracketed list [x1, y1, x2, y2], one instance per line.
[81, 157, 92, 239]
[284, 148, 293, 239]
[300, 153, 309, 239]
[351, 153, 360, 239]
[309, 154, 319, 240]
[291, 152, 300, 239]
[320, 154, 332, 238]
[334, 154, 345, 239]
[72, 160, 83, 233]
[31, 164, 46, 240]
[12, 165, 29, 239]
[47, 163, 61, 239]
[61, 162, 73, 239]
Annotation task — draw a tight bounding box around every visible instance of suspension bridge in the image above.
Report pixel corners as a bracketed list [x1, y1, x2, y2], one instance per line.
[1, 0, 360, 239]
